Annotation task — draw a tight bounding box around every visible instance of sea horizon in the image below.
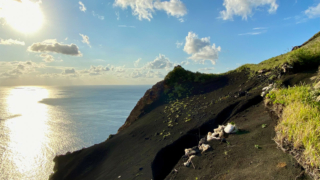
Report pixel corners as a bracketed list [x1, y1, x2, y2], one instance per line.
[0, 85, 151, 179]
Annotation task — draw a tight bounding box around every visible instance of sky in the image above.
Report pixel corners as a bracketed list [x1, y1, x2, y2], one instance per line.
[0, 0, 319, 86]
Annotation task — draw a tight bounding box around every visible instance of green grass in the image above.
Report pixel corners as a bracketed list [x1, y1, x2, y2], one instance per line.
[236, 34, 320, 75]
[164, 31, 320, 87]
[266, 84, 320, 168]
[164, 65, 221, 86]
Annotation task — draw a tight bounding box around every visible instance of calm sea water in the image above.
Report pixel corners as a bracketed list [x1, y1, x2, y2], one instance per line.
[0, 85, 150, 180]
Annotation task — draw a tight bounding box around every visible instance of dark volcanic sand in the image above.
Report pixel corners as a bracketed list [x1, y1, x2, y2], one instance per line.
[50, 69, 318, 180]
[165, 102, 311, 180]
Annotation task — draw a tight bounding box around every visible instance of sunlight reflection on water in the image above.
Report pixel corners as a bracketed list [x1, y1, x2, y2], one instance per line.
[1, 87, 53, 179]
[0, 85, 149, 180]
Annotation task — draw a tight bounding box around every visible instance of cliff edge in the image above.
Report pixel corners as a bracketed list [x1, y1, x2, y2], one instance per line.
[50, 31, 320, 180]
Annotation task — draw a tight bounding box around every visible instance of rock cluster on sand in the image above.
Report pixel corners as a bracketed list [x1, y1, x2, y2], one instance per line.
[183, 123, 238, 167]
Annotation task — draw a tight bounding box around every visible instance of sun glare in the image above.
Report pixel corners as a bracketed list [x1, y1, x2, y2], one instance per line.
[2, 0, 44, 33]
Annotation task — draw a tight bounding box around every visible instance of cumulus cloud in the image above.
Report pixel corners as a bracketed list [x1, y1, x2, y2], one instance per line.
[79, 64, 126, 76]
[113, 0, 187, 21]
[305, 3, 320, 18]
[79, 34, 91, 47]
[131, 70, 163, 78]
[145, 54, 173, 69]
[79, 1, 86, 12]
[0, 61, 40, 79]
[134, 58, 141, 67]
[183, 32, 210, 54]
[183, 32, 221, 65]
[81, 65, 110, 76]
[220, 0, 278, 20]
[28, 39, 82, 56]
[92, 11, 105, 20]
[62, 68, 76, 74]
[154, 0, 187, 17]
[40, 54, 54, 62]
[0, 39, 25, 45]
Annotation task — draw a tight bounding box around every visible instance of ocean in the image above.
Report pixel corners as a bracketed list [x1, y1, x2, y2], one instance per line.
[0, 85, 150, 180]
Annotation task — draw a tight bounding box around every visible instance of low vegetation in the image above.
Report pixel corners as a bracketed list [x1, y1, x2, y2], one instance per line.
[164, 66, 221, 86]
[266, 83, 320, 175]
[236, 34, 320, 75]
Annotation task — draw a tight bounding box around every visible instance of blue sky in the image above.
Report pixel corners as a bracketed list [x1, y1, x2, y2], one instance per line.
[0, 0, 319, 85]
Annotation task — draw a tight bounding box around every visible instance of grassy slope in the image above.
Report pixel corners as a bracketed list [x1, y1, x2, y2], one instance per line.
[235, 31, 320, 74]
[265, 76, 320, 178]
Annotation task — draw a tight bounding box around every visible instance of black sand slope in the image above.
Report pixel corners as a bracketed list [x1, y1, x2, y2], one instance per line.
[49, 68, 318, 180]
[50, 32, 320, 180]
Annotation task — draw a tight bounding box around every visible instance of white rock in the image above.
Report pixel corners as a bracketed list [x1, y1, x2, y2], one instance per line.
[183, 155, 195, 167]
[207, 132, 221, 141]
[224, 123, 238, 134]
[199, 144, 211, 152]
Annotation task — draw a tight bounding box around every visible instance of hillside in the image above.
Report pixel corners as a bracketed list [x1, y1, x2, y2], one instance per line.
[49, 31, 320, 180]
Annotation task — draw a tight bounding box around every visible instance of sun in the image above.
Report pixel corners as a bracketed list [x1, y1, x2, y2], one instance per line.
[2, 0, 44, 34]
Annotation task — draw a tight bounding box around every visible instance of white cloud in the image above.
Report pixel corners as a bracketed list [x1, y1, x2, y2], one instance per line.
[183, 32, 221, 65]
[187, 45, 221, 65]
[0, 61, 41, 79]
[145, 54, 173, 69]
[178, 18, 184, 22]
[113, 0, 187, 21]
[220, 0, 278, 20]
[253, 27, 267, 30]
[28, 39, 82, 56]
[154, 0, 187, 17]
[198, 67, 214, 71]
[0, 38, 25, 45]
[81, 65, 110, 76]
[305, 3, 320, 18]
[79, 1, 86, 12]
[183, 32, 210, 54]
[79, 34, 91, 47]
[116, 11, 120, 20]
[62, 68, 76, 74]
[238, 31, 265, 35]
[176, 41, 183, 48]
[118, 25, 136, 28]
[92, 11, 105, 20]
[134, 58, 141, 67]
[40, 54, 54, 62]
[180, 60, 189, 66]
[130, 70, 163, 78]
